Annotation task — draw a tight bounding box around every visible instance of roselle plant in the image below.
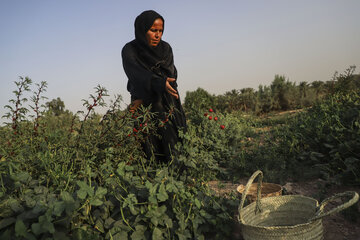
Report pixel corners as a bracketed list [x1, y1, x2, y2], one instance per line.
[29, 81, 48, 135]
[0, 79, 238, 240]
[3, 76, 32, 136]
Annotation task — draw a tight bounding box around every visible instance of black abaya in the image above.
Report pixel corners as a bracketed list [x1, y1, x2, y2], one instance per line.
[121, 10, 186, 162]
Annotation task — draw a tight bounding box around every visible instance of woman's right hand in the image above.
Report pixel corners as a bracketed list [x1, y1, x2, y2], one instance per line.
[166, 78, 179, 99]
[129, 99, 143, 113]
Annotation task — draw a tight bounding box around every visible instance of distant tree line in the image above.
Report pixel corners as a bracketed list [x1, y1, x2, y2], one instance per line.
[184, 66, 360, 114]
[43, 66, 359, 117]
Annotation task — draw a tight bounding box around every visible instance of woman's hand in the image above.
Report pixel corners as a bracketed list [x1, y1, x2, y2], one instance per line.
[166, 78, 179, 99]
[129, 99, 143, 113]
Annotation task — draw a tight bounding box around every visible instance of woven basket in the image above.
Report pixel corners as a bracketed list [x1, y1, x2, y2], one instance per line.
[237, 182, 282, 202]
[238, 170, 359, 240]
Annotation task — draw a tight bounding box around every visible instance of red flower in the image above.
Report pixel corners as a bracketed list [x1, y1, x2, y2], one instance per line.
[209, 108, 214, 112]
[220, 125, 225, 129]
[133, 128, 138, 133]
[208, 116, 212, 120]
[204, 113, 208, 117]
[214, 117, 218, 121]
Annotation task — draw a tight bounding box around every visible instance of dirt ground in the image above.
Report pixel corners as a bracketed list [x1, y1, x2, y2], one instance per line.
[208, 179, 360, 240]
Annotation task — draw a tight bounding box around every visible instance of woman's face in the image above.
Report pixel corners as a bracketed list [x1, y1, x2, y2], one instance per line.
[146, 18, 163, 47]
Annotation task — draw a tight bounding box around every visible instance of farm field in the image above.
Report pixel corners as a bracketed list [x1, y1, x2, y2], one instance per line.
[1, 69, 359, 239]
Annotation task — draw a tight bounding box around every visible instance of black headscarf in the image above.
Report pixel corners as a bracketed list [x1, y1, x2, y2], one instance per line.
[133, 10, 176, 79]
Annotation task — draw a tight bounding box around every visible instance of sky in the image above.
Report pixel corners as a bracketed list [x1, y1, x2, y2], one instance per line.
[1, 0, 360, 122]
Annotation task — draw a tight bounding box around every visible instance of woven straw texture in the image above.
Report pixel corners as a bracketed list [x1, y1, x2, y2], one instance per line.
[238, 170, 359, 240]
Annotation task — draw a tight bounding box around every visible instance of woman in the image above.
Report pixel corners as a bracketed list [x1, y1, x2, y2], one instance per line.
[122, 10, 186, 162]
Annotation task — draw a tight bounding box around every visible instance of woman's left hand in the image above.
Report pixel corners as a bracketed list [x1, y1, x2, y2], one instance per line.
[166, 78, 179, 99]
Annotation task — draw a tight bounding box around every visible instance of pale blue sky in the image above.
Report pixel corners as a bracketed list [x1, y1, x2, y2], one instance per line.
[1, 0, 360, 121]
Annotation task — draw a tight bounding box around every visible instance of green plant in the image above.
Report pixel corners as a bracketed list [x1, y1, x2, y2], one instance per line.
[0, 78, 238, 240]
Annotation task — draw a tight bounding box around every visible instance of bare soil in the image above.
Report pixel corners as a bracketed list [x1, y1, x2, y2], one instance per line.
[208, 179, 360, 240]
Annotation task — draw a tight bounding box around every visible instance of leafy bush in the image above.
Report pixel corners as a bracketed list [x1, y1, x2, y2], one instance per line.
[286, 91, 360, 184]
[0, 78, 238, 240]
[231, 90, 360, 184]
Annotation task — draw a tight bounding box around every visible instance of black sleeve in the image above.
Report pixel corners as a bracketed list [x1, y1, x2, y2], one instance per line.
[122, 44, 166, 102]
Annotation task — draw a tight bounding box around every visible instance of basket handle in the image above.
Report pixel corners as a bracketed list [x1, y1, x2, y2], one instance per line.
[310, 191, 359, 221]
[238, 170, 263, 223]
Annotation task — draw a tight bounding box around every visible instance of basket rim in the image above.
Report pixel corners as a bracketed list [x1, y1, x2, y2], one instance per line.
[239, 194, 320, 229]
[240, 218, 323, 230]
[237, 182, 283, 194]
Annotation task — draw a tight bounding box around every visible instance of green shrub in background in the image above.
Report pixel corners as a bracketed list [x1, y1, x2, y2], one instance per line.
[230, 90, 360, 185]
[184, 66, 360, 115]
[286, 91, 360, 184]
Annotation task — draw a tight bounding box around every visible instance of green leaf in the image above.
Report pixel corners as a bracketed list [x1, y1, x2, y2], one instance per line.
[76, 181, 89, 189]
[77, 189, 87, 200]
[148, 195, 157, 204]
[164, 217, 173, 228]
[53, 231, 70, 240]
[125, 165, 134, 171]
[14, 172, 31, 183]
[90, 199, 103, 206]
[165, 183, 177, 192]
[152, 227, 164, 240]
[61, 191, 77, 214]
[194, 199, 201, 209]
[116, 162, 126, 176]
[32, 203, 46, 215]
[176, 233, 187, 240]
[77, 181, 94, 197]
[24, 195, 36, 208]
[158, 205, 167, 215]
[113, 231, 128, 240]
[31, 223, 41, 235]
[15, 220, 27, 237]
[31, 215, 55, 235]
[34, 186, 48, 195]
[130, 206, 139, 215]
[145, 180, 153, 189]
[9, 198, 24, 213]
[95, 187, 107, 198]
[61, 191, 74, 202]
[104, 217, 115, 229]
[323, 143, 334, 148]
[156, 183, 169, 202]
[95, 219, 104, 233]
[150, 216, 158, 226]
[0, 217, 16, 230]
[53, 201, 65, 216]
[130, 225, 147, 240]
